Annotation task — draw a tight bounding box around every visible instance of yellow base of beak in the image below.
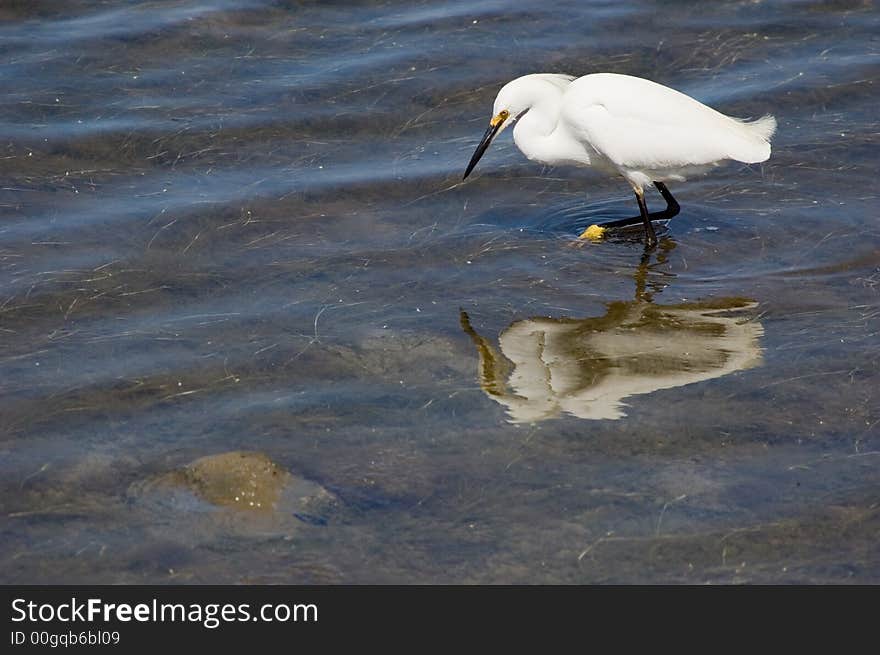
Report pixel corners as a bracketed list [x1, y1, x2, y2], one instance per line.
[578, 224, 607, 241]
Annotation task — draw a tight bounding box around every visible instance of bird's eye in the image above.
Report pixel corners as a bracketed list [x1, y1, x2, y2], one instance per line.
[490, 109, 510, 127]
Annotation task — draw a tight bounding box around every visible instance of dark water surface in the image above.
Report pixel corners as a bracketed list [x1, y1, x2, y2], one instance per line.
[1, 0, 878, 583]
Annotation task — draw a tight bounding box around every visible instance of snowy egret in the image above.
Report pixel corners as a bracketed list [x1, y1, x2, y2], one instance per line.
[463, 73, 777, 246]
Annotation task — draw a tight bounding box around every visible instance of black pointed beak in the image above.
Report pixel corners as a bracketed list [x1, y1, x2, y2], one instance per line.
[463, 120, 503, 180]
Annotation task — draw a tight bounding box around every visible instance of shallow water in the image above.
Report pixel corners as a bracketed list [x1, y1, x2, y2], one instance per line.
[1, 0, 878, 583]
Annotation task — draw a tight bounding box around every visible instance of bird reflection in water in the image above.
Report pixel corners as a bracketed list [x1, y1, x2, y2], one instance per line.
[460, 240, 764, 422]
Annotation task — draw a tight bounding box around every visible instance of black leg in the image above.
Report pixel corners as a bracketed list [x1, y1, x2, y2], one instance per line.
[653, 181, 680, 217]
[635, 190, 658, 247]
[597, 181, 681, 231]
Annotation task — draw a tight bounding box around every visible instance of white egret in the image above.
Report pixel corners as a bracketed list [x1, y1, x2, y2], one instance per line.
[463, 73, 777, 246]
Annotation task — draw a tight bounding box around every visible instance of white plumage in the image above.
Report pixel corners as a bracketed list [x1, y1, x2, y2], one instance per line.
[464, 72, 777, 245]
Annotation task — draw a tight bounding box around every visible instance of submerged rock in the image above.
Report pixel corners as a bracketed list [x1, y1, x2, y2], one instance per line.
[128, 451, 335, 538]
[175, 451, 309, 512]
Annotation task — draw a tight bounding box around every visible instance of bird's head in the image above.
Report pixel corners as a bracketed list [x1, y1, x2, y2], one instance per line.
[462, 107, 511, 180]
[463, 74, 572, 180]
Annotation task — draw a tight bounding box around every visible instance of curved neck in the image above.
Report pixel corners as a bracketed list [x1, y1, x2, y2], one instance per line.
[511, 95, 589, 167]
[515, 100, 559, 138]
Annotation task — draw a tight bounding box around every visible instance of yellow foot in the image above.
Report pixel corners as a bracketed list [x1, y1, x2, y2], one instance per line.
[578, 224, 607, 241]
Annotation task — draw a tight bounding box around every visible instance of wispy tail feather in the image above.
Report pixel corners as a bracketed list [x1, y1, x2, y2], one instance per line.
[728, 114, 776, 163]
[746, 114, 777, 141]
